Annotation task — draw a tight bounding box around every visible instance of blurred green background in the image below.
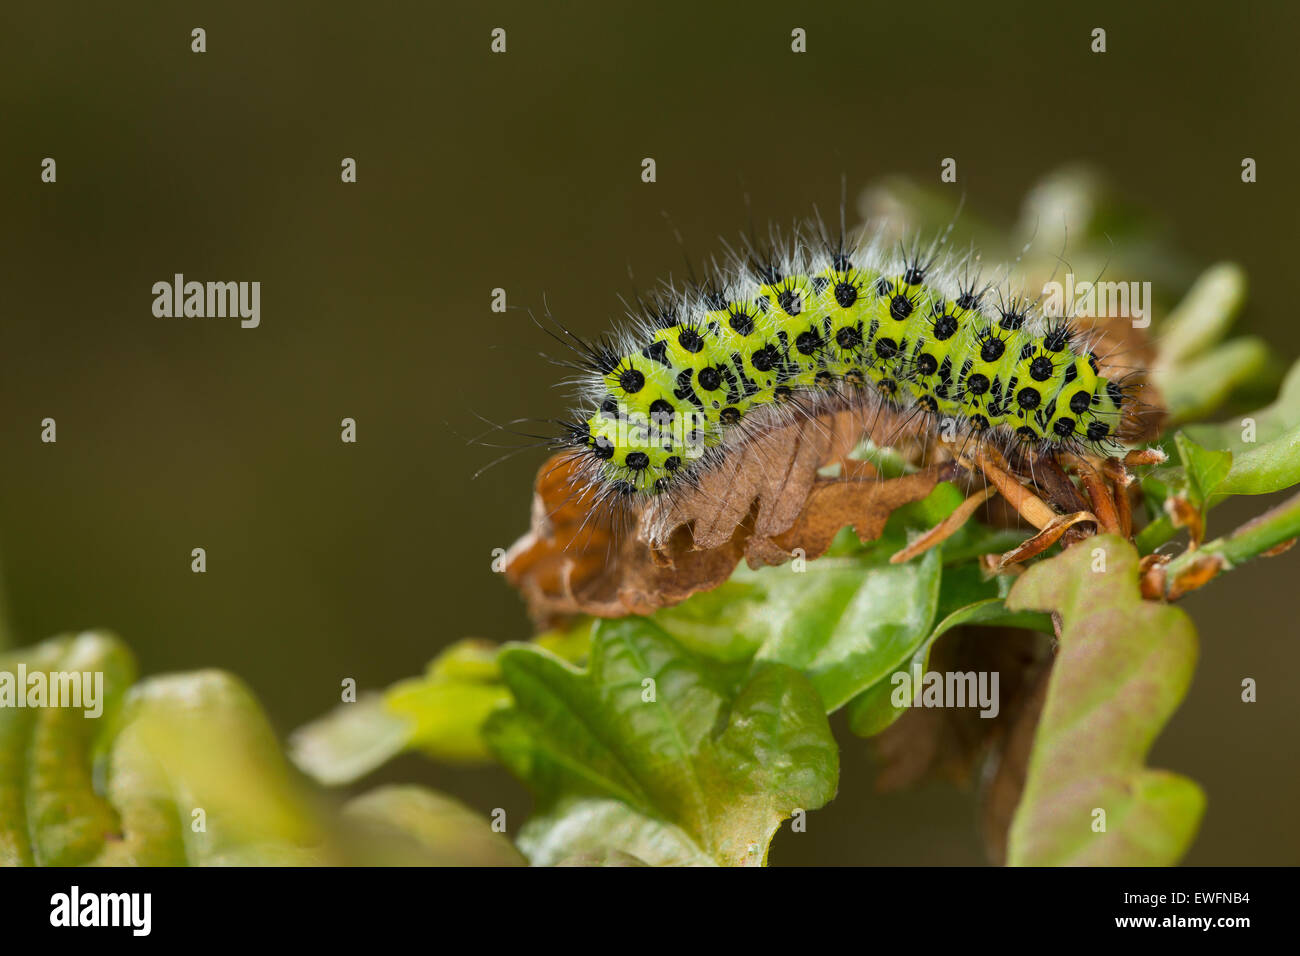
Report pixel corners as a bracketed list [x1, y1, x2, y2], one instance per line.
[2, 1, 1297, 864]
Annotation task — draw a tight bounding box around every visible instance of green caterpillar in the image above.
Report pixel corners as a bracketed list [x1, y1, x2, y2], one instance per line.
[557, 227, 1132, 498]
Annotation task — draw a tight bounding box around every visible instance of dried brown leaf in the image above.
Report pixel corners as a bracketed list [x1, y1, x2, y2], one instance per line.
[640, 409, 863, 554]
[504, 410, 944, 623]
[1165, 552, 1225, 600]
[1163, 494, 1203, 547]
[767, 468, 945, 559]
[1262, 537, 1298, 558]
[1026, 452, 1091, 516]
[996, 511, 1098, 569]
[872, 626, 1052, 795]
[1124, 448, 1168, 468]
[978, 662, 1052, 865]
[1139, 553, 1171, 600]
[502, 454, 749, 623]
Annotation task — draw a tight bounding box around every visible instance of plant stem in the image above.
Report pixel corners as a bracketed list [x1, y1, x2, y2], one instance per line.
[1163, 490, 1300, 585]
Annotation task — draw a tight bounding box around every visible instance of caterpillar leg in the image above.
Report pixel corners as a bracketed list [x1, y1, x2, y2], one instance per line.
[973, 446, 1059, 531]
[890, 440, 1165, 571]
[889, 444, 1099, 569]
[971, 446, 1099, 568]
[1101, 456, 1134, 538]
[1061, 453, 1122, 536]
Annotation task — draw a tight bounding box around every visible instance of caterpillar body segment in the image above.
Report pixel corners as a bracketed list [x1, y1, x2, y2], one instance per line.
[565, 231, 1134, 498]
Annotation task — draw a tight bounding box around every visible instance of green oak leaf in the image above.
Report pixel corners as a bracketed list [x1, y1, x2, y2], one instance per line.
[1214, 424, 1300, 498]
[341, 785, 525, 866]
[518, 797, 712, 866]
[653, 482, 1042, 725]
[483, 617, 837, 866]
[553, 843, 652, 866]
[1, 632, 331, 865]
[1004, 536, 1204, 866]
[1, 633, 136, 865]
[1170, 431, 1232, 539]
[291, 626, 590, 784]
[3, 632, 525, 866]
[1138, 357, 1300, 553]
[748, 548, 943, 712]
[649, 579, 769, 662]
[846, 566, 1052, 737]
[1184, 354, 1300, 455]
[654, 484, 967, 712]
[1178, 354, 1300, 500]
[1174, 432, 1232, 511]
[1152, 264, 1265, 423]
[1159, 339, 1270, 425]
[655, 550, 942, 713]
[1154, 263, 1246, 368]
